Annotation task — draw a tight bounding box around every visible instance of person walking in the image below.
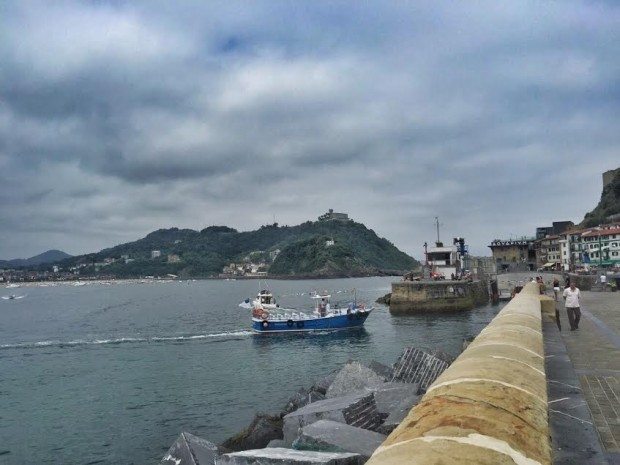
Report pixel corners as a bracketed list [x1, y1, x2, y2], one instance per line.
[553, 278, 560, 301]
[562, 282, 582, 331]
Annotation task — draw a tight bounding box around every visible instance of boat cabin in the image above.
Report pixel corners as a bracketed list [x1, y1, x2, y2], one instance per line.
[257, 290, 275, 306]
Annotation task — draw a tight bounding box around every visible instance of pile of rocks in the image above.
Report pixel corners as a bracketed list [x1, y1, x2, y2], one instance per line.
[160, 347, 453, 465]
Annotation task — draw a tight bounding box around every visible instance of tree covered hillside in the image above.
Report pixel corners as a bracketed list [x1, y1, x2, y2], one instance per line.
[59, 218, 419, 278]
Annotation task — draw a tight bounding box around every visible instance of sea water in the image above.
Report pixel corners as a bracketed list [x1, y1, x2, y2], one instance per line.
[0, 277, 501, 464]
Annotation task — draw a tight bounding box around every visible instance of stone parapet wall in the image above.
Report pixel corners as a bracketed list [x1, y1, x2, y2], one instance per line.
[368, 282, 551, 464]
[568, 273, 597, 291]
[389, 280, 488, 313]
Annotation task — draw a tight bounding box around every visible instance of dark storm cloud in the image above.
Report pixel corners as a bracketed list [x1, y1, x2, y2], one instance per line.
[0, 0, 618, 258]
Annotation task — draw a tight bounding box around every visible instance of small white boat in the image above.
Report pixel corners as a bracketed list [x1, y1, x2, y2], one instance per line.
[2, 294, 26, 300]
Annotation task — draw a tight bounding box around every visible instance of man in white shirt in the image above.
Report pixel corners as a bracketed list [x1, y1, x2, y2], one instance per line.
[562, 282, 582, 331]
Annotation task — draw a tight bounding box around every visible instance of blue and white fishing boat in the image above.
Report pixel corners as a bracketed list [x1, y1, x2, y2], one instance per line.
[247, 292, 372, 333]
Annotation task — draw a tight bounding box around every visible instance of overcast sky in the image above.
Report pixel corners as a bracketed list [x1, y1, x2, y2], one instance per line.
[1, 1, 618, 260]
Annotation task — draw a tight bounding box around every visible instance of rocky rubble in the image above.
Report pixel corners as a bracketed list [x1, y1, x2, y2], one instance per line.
[160, 347, 454, 464]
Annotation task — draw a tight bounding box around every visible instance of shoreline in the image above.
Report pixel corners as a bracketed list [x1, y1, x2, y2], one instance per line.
[2, 272, 409, 288]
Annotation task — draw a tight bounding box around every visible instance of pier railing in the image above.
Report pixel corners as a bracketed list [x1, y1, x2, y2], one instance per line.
[367, 282, 551, 464]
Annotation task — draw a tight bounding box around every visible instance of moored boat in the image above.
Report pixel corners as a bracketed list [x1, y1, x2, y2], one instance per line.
[250, 293, 372, 333]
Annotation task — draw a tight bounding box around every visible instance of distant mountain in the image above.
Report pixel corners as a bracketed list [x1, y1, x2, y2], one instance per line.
[581, 167, 620, 227]
[58, 218, 419, 278]
[0, 249, 72, 268]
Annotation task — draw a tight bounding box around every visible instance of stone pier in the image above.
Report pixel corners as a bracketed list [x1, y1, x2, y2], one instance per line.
[368, 282, 551, 464]
[389, 279, 489, 313]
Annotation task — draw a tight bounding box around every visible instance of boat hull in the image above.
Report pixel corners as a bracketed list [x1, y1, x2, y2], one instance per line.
[252, 310, 371, 333]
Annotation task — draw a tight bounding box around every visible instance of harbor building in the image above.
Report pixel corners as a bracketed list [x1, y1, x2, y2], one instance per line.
[488, 238, 537, 271]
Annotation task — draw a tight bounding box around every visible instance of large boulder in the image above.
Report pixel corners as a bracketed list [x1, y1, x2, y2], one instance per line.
[311, 370, 339, 395]
[267, 439, 287, 448]
[367, 360, 393, 380]
[218, 448, 362, 464]
[376, 395, 420, 435]
[220, 414, 283, 452]
[390, 347, 453, 392]
[283, 388, 326, 415]
[294, 420, 387, 461]
[368, 382, 419, 415]
[326, 362, 385, 398]
[161, 432, 223, 465]
[283, 392, 382, 445]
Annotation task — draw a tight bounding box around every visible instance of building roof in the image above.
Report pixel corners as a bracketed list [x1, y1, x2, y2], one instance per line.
[534, 235, 559, 243]
[581, 227, 620, 238]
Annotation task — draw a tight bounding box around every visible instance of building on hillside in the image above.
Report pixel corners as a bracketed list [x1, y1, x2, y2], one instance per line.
[580, 225, 620, 267]
[318, 209, 349, 221]
[558, 230, 583, 271]
[151, 250, 161, 259]
[488, 238, 537, 271]
[534, 235, 561, 269]
[167, 254, 181, 263]
[555, 223, 620, 270]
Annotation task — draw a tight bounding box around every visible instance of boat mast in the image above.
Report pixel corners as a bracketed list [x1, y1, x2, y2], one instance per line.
[435, 216, 440, 244]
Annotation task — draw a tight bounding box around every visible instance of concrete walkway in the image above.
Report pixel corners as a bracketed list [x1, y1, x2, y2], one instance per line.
[557, 290, 620, 464]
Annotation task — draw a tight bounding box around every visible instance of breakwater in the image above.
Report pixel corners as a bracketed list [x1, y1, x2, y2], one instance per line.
[367, 282, 551, 464]
[161, 349, 456, 464]
[389, 279, 489, 313]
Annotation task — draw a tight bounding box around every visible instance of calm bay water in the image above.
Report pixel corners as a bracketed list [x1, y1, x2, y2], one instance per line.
[0, 277, 502, 464]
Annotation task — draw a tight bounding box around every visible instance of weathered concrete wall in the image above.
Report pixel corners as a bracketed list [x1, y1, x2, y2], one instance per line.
[389, 280, 489, 314]
[368, 282, 551, 465]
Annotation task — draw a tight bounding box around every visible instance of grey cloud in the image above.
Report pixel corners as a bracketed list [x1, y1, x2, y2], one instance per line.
[0, 0, 618, 258]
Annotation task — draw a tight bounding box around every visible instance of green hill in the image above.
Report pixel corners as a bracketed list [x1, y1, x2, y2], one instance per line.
[581, 168, 620, 227]
[58, 218, 419, 278]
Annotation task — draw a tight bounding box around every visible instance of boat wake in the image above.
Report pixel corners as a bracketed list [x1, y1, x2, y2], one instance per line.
[0, 330, 253, 350]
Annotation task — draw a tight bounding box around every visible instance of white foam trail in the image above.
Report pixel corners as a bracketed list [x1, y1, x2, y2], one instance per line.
[0, 330, 253, 350]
